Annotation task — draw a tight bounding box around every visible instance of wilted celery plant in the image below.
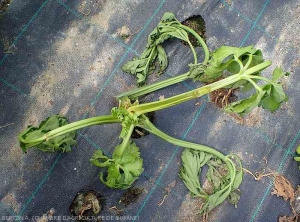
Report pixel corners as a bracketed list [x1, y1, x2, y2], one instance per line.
[18, 12, 288, 215]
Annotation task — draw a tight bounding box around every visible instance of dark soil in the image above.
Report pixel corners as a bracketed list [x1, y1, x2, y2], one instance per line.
[209, 88, 237, 108]
[0, 0, 11, 12]
[69, 190, 103, 220]
[131, 112, 155, 139]
[119, 187, 144, 207]
[181, 15, 206, 47]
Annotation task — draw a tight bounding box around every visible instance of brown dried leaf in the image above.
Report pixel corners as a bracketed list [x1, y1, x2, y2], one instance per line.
[278, 215, 298, 222]
[271, 175, 295, 203]
[294, 186, 300, 213]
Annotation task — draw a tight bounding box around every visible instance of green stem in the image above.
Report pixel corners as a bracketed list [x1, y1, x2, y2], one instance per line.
[139, 117, 236, 193]
[178, 24, 210, 65]
[160, 25, 198, 64]
[226, 158, 236, 186]
[244, 78, 262, 93]
[159, 23, 209, 64]
[244, 54, 253, 71]
[143, 47, 156, 75]
[116, 72, 191, 99]
[127, 61, 271, 115]
[185, 36, 198, 64]
[249, 75, 274, 84]
[128, 74, 241, 115]
[140, 117, 228, 160]
[242, 60, 271, 75]
[20, 115, 120, 144]
[234, 55, 244, 73]
[114, 123, 135, 157]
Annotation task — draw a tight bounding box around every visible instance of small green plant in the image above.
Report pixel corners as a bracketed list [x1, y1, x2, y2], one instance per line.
[18, 12, 288, 215]
[121, 34, 130, 40]
[294, 146, 300, 168]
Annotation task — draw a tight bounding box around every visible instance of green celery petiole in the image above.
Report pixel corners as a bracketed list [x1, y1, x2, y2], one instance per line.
[176, 24, 209, 65]
[116, 72, 191, 99]
[242, 60, 271, 76]
[128, 61, 272, 115]
[127, 74, 241, 115]
[114, 124, 135, 157]
[140, 116, 231, 160]
[19, 115, 120, 147]
[163, 25, 199, 64]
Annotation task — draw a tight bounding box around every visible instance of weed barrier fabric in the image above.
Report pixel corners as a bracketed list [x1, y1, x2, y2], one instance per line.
[0, 0, 300, 221]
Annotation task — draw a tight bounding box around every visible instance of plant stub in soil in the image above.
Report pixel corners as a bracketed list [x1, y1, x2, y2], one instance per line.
[69, 190, 102, 220]
[109, 187, 144, 216]
[119, 187, 144, 207]
[0, 0, 11, 12]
